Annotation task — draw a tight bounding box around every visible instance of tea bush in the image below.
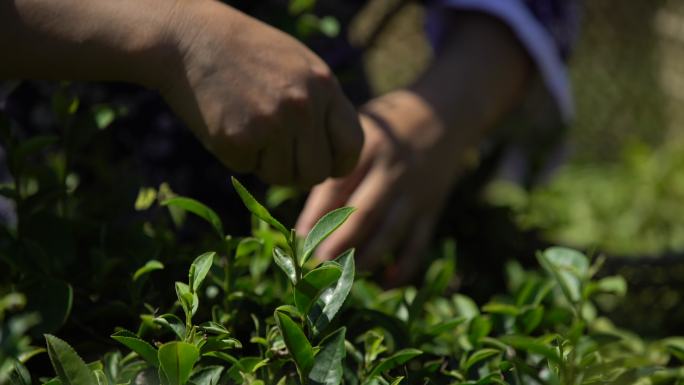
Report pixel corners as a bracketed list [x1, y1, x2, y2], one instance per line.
[2, 164, 684, 384]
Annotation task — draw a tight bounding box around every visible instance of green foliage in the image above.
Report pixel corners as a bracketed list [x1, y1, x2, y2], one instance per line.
[486, 142, 684, 256]
[1, 104, 684, 385]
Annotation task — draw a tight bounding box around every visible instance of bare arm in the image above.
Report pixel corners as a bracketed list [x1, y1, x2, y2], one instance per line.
[0, 0, 363, 187]
[0, 0, 177, 86]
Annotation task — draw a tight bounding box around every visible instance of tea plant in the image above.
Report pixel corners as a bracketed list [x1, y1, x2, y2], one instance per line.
[5, 178, 681, 385]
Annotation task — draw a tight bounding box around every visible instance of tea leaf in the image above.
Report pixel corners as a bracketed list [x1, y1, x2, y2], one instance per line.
[189, 252, 215, 293]
[158, 341, 200, 385]
[294, 263, 342, 314]
[537, 247, 588, 303]
[301, 207, 354, 265]
[499, 335, 561, 363]
[463, 348, 500, 372]
[275, 311, 314, 376]
[188, 365, 223, 385]
[231, 177, 289, 237]
[175, 282, 198, 316]
[308, 327, 346, 385]
[155, 314, 186, 340]
[468, 316, 492, 345]
[309, 249, 355, 335]
[44, 334, 98, 385]
[133, 260, 164, 282]
[517, 306, 544, 335]
[368, 348, 422, 378]
[162, 197, 224, 239]
[111, 330, 159, 367]
[273, 247, 297, 284]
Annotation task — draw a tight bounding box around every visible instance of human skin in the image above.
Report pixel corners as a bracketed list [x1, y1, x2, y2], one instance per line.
[296, 12, 533, 285]
[0, 0, 363, 187]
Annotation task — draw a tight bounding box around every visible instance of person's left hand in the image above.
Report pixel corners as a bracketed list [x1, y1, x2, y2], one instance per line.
[295, 90, 480, 285]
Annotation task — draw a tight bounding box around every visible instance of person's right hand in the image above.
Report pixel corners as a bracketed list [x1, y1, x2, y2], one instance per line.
[159, 0, 363, 187]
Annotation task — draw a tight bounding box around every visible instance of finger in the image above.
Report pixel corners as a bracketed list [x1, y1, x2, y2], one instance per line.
[357, 195, 414, 272]
[295, 117, 331, 188]
[384, 214, 436, 287]
[296, 178, 353, 235]
[314, 165, 395, 261]
[326, 91, 364, 177]
[256, 135, 294, 185]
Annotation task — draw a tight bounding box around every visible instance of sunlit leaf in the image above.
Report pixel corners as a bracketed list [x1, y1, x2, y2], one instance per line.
[111, 330, 159, 367]
[368, 349, 422, 378]
[158, 342, 200, 385]
[273, 247, 297, 284]
[189, 252, 215, 293]
[294, 263, 342, 314]
[301, 207, 354, 265]
[133, 260, 164, 282]
[309, 249, 355, 335]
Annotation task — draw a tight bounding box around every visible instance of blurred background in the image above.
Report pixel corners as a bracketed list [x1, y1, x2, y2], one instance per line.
[350, 0, 684, 335]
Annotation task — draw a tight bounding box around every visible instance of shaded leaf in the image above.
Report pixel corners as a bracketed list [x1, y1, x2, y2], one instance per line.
[44, 334, 98, 385]
[162, 197, 223, 239]
[308, 327, 346, 385]
[188, 365, 223, 385]
[368, 349, 422, 378]
[154, 314, 186, 340]
[231, 177, 289, 237]
[499, 335, 560, 363]
[275, 311, 314, 376]
[464, 349, 500, 372]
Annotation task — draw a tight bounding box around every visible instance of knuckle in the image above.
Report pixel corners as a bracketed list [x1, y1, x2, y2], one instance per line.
[281, 86, 312, 113]
[309, 64, 335, 87]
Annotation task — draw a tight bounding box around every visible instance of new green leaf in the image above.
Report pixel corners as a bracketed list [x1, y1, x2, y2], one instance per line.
[158, 341, 200, 385]
[231, 177, 289, 237]
[162, 197, 224, 239]
[301, 207, 354, 265]
[189, 252, 215, 293]
[133, 260, 164, 282]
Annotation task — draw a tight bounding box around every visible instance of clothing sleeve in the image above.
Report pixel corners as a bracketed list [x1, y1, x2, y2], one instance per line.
[425, 0, 581, 123]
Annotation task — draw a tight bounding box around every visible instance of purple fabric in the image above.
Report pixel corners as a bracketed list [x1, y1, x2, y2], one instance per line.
[524, 0, 581, 60]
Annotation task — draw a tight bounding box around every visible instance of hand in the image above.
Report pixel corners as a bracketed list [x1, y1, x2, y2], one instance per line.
[1, 0, 363, 187]
[159, 0, 363, 187]
[295, 13, 531, 285]
[296, 90, 478, 285]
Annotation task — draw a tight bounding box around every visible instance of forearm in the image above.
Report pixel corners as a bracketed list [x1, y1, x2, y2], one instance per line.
[411, 12, 532, 148]
[0, 0, 180, 87]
